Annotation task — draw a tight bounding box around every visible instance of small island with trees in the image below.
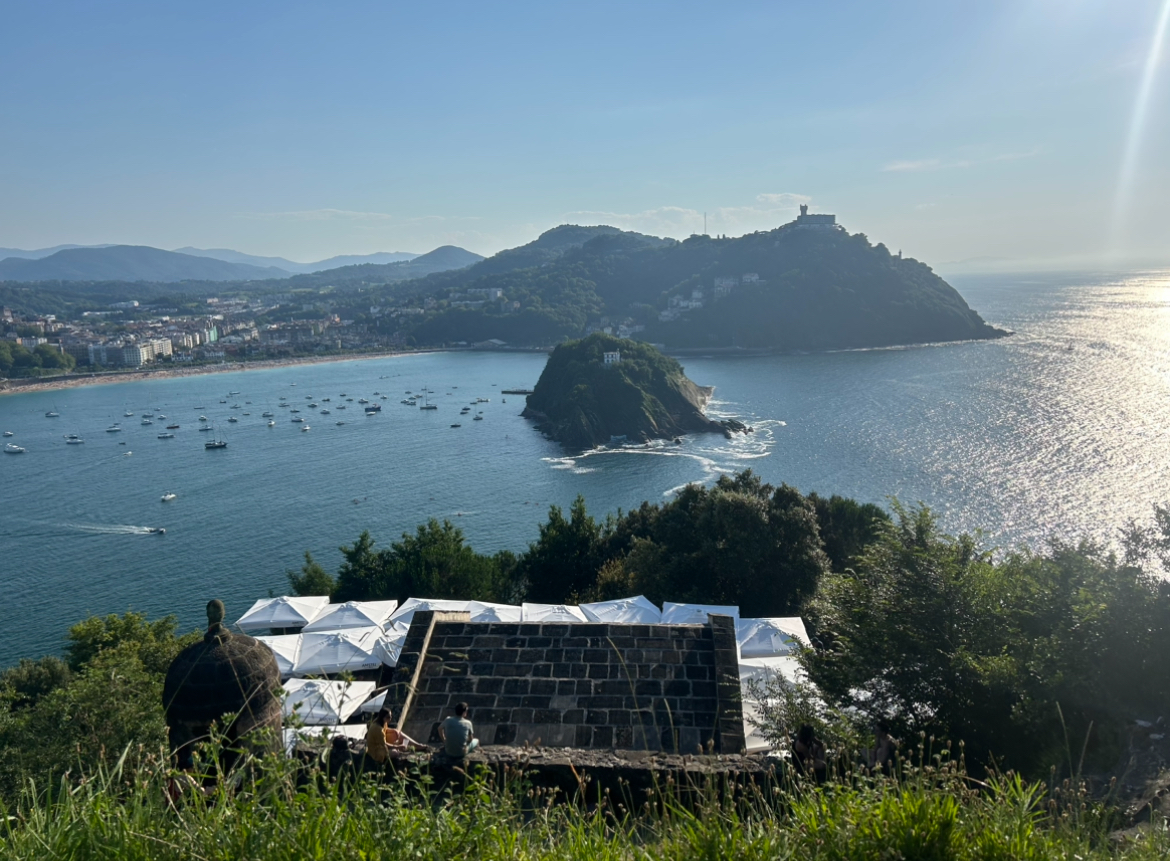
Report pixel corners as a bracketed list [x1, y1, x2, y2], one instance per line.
[521, 333, 730, 449]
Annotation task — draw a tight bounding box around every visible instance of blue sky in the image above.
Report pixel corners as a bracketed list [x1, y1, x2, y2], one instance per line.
[1, 1, 1167, 269]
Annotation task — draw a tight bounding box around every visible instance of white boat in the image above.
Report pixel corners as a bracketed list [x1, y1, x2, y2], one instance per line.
[198, 425, 213, 431]
[161, 493, 177, 502]
[157, 432, 175, 439]
[228, 417, 239, 423]
[262, 412, 274, 417]
[336, 405, 346, 410]
[124, 411, 134, 417]
[2, 431, 12, 437]
[141, 418, 153, 425]
[199, 416, 208, 422]
[473, 415, 483, 421]
[45, 411, 59, 418]
[336, 421, 345, 425]
[291, 416, 304, 423]
[300, 425, 311, 431]
[106, 425, 122, 433]
[5, 443, 26, 454]
[267, 420, 275, 427]
[66, 434, 86, 443]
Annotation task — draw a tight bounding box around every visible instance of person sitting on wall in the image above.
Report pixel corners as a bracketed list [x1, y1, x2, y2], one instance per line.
[792, 724, 827, 782]
[366, 708, 426, 770]
[436, 702, 480, 763]
[869, 720, 898, 776]
[326, 735, 356, 787]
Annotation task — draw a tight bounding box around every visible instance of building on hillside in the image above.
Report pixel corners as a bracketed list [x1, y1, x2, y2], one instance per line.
[603, 350, 621, 365]
[742, 273, 760, 284]
[793, 204, 838, 229]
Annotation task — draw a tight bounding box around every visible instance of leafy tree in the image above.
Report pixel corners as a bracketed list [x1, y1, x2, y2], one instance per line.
[809, 492, 891, 572]
[65, 611, 198, 675]
[803, 502, 1170, 776]
[330, 531, 390, 603]
[519, 496, 607, 603]
[0, 656, 72, 711]
[287, 551, 336, 597]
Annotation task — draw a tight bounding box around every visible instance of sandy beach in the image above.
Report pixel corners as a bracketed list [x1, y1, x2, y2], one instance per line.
[0, 350, 426, 398]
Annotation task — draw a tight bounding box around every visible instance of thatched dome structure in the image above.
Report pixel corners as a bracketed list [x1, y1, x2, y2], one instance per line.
[163, 599, 282, 768]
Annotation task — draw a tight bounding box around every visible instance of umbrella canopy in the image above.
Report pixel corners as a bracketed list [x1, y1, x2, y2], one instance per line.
[282, 678, 376, 725]
[358, 689, 389, 714]
[735, 617, 809, 658]
[580, 595, 662, 624]
[467, 601, 522, 623]
[301, 600, 399, 633]
[255, 633, 302, 678]
[235, 596, 330, 632]
[372, 629, 408, 667]
[283, 722, 366, 756]
[521, 603, 588, 623]
[660, 602, 741, 625]
[388, 598, 472, 628]
[293, 627, 383, 675]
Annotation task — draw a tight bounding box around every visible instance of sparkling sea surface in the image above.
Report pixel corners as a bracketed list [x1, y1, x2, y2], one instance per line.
[2, 270, 1168, 665]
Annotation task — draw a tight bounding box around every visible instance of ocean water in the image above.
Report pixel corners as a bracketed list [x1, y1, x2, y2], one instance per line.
[2, 269, 1168, 665]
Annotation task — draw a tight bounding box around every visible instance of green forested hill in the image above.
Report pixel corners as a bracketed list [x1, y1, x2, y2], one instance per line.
[407, 224, 1006, 349]
[522, 333, 723, 448]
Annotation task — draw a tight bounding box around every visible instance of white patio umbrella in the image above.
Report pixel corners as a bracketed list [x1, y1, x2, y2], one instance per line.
[255, 633, 302, 678]
[388, 598, 472, 628]
[235, 595, 330, 632]
[301, 599, 399, 633]
[372, 628, 408, 667]
[579, 595, 662, 624]
[283, 723, 367, 756]
[660, 602, 741, 625]
[467, 601, 523, 623]
[358, 689, 388, 714]
[735, 617, 809, 658]
[282, 678, 376, 725]
[293, 627, 383, 675]
[521, 603, 588, 622]
[738, 655, 805, 754]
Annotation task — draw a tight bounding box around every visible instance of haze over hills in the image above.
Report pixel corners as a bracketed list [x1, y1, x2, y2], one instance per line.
[173, 247, 419, 274]
[0, 244, 117, 260]
[0, 244, 471, 284]
[0, 245, 289, 283]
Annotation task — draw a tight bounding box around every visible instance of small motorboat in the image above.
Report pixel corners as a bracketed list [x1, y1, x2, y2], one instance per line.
[166, 424, 180, 429]
[157, 432, 175, 439]
[204, 440, 227, 449]
[45, 411, 59, 418]
[198, 425, 213, 431]
[336, 421, 345, 426]
[4, 443, 26, 454]
[300, 425, 311, 431]
[149, 527, 166, 534]
[66, 436, 86, 443]
[228, 416, 239, 423]
[2, 431, 12, 437]
[141, 418, 153, 425]
[450, 423, 461, 428]
[199, 415, 208, 422]
[267, 420, 275, 427]
[291, 416, 304, 423]
[262, 412, 274, 417]
[106, 425, 122, 433]
[161, 493, 177, 502]
[473, 415, 483, 421]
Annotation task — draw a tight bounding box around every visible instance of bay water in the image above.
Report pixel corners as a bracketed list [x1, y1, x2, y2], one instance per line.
[2, 270, 1168, 665]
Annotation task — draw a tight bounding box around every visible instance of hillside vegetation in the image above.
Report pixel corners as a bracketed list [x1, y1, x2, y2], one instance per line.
[522, 333, 722, 448]
[406, 224, 1006, 349]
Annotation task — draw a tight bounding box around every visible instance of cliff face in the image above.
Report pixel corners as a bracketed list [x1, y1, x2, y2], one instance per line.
[522, 334, 723, 449]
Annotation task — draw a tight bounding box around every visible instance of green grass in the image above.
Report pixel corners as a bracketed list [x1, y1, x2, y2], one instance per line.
[1, 742, 1166, 861]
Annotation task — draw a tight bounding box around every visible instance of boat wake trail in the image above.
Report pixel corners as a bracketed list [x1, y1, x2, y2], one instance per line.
[60, 522, 160, 536]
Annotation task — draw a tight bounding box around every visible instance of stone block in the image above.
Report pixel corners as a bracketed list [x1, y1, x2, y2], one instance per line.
[635, 680, 662, 696]
[691, 681, 717, 699]
[491, 649, 519, 663]
[503, 678, 530, 695]
[592, 725, 614, 748]
[530, 662, 553, 678]
[585, 710, 608, 725]
[512, 707, 534, 723]
[545, 648, 565, 663]
[518, 648, 545, 663]
[575, 679, 594, 695]
[562, 708, 585, 724]
[518, 624, 542, 636]
[577, 624, 609, 637]
[527, 636, 553, 648]
[475, 677, 504, 694]
[472, 635, 504, 648]
[495, 663, 529, 677]
[493, 723, 517, 745]
[530, 679, 558, 695]
[562, 647, 585, 662]
[562, 637, 589, 648]
[533, 709, 562, 724]
[684, 665, 713, 680]
[447, 677, 475, 693]
[521, 695, 551, 709]
[614, 726, 634, 749]
[503, 637, 526, 649]
[583, 648, 610, 664]
[664, 679, 691, 697]
[568, 663, 588, 679]
[488, 624, 519, 636]
[436, 622, 466, 636]
[556, 680, 577, 696]
[541, 624, 571, 638]
[586, 664, 609, 679]
[470, 662, 495, 676]
[575, 725, 593, 748]
[607, 709, 631, 726]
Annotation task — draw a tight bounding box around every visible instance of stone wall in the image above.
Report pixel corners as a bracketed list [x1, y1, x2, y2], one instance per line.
[386, 610, 744, 753]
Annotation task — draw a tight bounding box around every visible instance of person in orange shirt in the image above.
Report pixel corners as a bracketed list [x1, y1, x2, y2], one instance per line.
[366, 708, 426, 766]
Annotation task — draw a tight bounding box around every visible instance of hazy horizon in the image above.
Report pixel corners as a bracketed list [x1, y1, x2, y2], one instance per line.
[2, 1, 1168, 270]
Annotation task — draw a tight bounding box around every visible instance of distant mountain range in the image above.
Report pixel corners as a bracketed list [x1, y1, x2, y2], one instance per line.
[172, 247, 419, 274]
[0, 244, 468, 284]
